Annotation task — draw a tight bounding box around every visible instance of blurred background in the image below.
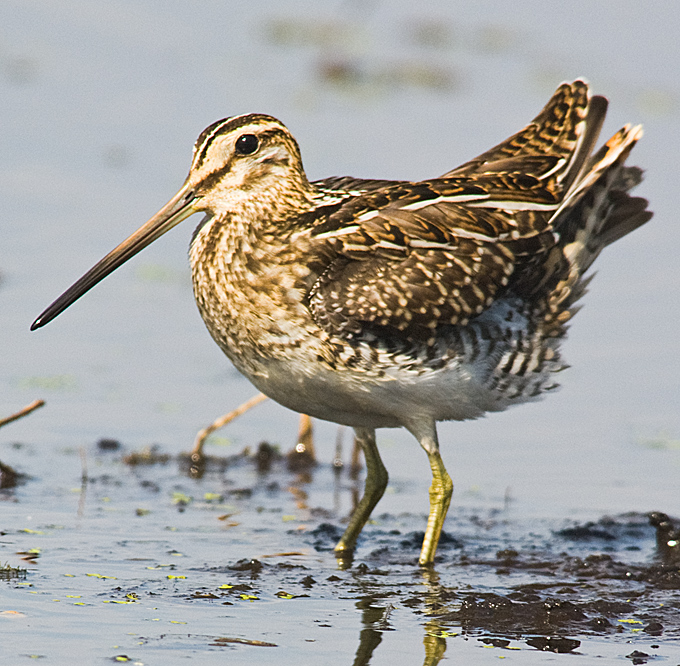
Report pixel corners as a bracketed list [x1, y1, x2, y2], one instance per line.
[2, 0, 679, 518]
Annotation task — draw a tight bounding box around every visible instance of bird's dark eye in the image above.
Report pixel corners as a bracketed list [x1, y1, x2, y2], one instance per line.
[235, 134, 259, 155]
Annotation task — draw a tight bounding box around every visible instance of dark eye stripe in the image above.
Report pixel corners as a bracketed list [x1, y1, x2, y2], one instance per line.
[193, 118, 234, 167]
[194, 114, 280, 167]
[198, 162, 232, 192]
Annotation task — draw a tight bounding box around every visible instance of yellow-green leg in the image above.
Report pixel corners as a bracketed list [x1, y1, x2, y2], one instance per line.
[334, 427, 388, 559]
[420, 449, 453, 566]
[407, 421, 453, 567]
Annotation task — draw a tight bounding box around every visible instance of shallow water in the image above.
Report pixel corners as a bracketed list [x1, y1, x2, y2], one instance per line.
[1, 443, 679, 664]
[1, 1, 679, 663]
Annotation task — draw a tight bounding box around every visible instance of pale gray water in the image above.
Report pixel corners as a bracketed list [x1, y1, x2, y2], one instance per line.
[1, 1, 679, 663]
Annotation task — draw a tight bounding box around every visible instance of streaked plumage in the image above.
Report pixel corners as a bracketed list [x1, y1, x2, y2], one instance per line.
[32, 80, 652, 566]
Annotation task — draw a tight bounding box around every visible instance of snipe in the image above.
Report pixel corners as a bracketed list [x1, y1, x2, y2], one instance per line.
[32, 80, 651, 566]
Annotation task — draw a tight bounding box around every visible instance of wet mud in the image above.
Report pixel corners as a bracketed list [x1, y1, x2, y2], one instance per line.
[3, 441, 677, 663]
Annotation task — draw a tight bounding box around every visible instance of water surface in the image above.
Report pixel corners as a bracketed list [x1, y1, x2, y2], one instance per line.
[1, 1, 679, 663]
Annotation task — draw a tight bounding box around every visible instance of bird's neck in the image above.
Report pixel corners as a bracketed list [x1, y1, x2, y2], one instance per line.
[188, 197, 319, 375]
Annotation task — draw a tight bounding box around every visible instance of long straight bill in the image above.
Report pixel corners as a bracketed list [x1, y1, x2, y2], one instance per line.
[31, 184, 199, 330]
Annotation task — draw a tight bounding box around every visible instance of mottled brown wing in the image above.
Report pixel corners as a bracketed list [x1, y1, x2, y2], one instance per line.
[313, 176, 397, 193]
[306, 80, 609, 341]
[442, 80, 607, 194]
[307, 178, 556, 340]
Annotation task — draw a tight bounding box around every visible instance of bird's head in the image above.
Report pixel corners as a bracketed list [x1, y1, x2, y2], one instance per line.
[31, 114, 310, 330]
[188, 114, 309, 213]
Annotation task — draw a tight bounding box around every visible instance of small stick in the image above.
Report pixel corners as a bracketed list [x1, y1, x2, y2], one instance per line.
[191, 393, 268, 459]
[77, 446, 88, 519]
[350, 431, 362, 479]
[0, 400, 45, 429]
[295, 413, 316, 459]
[333, 425, 345, 472]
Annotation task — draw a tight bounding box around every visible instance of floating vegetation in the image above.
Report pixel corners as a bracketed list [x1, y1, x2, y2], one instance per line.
[0, 562, 27, 580]
[211, 636, 277, 647]
[0, 460, 26, 489]
[263, 17, 357, 49]
[261, 14, 459, 99]
[15, 548, 40, 562]
[473, 24, 522, 53]
[407, 19, 456, 50]
[315, 57, 458, 95]
[123, 445, 171, 466]
[16, 375, 76, 392]
[637, 430, 680, 451]
[2, 55, 39, 86]
[96, 438, 121, 452]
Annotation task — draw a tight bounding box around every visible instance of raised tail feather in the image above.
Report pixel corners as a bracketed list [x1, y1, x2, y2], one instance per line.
[554, 125, 651, 263]
[470, 82, 651, 408]
[545, 122, 652, 320]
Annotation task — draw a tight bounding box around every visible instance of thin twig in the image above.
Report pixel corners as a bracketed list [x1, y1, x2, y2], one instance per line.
[191, 393, 268, 459]
[295, 413, 316, 459]
[77, 446, 88, 519]
[0, 400, 45, 429]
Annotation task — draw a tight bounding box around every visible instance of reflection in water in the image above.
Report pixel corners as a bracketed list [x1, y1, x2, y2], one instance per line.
[352, 597, 386, 666]
[351, 593, 449, 666]
[422, 622, 448, 666]
[347, 565, 586, 663]
[349, 568, 452, 666]
[346, 563, 592, 663]
[420, 571, 453, 665]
